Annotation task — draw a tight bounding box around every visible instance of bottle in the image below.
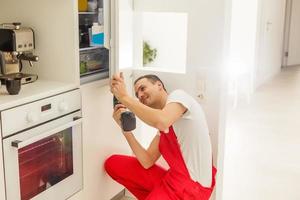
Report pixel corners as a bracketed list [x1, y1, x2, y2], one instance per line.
[98, 8, 104, 25]
[78, 0, 88, 12]
[79, 18, 91, 47]
[90, 22, 104, 46]
[88, 0, 98, 12]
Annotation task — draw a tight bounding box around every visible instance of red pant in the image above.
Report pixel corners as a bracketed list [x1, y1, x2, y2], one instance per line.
[105, 155, 167, 199]
[105, 126, 216, 200]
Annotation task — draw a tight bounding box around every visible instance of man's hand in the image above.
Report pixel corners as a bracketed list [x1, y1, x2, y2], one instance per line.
[112, 104, 127, 128]
[110, 72, 128, 101]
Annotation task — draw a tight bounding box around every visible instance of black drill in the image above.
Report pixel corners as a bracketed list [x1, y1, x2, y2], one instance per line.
[113, 96, 136, 132]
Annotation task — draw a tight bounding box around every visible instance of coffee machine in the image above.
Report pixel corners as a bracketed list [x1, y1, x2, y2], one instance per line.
[0, 22, 39, 90]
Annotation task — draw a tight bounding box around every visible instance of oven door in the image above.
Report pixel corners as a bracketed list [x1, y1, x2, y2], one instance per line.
[3, 111, 82, 200]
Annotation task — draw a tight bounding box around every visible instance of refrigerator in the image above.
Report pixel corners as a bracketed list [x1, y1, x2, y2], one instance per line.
[78, 0, 190, 88]
[78, 0, 110, 84]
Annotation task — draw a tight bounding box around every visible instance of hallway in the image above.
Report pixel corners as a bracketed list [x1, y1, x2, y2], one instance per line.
[222, 66, 300, 200]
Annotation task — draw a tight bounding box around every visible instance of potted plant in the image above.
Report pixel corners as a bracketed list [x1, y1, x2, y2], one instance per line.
[143, 41, 157, 66]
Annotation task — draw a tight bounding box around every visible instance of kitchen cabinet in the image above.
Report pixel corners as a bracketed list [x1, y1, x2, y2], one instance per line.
[0, 0, 79, 84]
[69, 80, 131, 200]
[0, 0, 126, 199]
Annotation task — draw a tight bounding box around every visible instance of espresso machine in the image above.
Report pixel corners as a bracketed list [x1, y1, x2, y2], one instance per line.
[0, 22, 39, 94]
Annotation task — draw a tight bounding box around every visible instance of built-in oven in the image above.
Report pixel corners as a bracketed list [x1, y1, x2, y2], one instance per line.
[1, 89, 82, 200]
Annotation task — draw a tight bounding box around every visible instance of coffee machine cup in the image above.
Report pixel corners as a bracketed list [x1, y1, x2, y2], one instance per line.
[5, 77, 21, 95]
[0, 74, 22, 95]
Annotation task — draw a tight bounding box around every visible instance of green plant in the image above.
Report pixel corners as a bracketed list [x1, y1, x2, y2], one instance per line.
[143, 41, 157, 66]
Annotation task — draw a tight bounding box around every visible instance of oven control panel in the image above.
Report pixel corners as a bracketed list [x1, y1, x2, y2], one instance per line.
[1, 89, 81, 138]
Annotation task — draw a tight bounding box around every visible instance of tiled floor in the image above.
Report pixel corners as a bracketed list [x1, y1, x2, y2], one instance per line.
[222, 66, 300, 200]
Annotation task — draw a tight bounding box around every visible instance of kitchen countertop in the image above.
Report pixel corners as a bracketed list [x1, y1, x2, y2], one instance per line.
[0, 80, 78, 111]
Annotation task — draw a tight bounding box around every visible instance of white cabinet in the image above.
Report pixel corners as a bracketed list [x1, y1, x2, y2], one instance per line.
[70, 80, 131, 200]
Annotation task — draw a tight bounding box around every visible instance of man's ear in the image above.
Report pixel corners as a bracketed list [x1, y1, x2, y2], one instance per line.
[157, 82, 163, 90]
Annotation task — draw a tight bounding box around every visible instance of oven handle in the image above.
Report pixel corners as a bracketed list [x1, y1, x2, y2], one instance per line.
[11, 116, 82, 149]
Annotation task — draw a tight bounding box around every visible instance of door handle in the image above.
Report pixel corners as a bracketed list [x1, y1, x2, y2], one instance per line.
[11, 140, 22, 148]
[103, 0, 111, 49]
[11, 116, 82, 148]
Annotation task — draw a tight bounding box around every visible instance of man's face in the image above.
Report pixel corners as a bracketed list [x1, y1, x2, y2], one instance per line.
[134, 78, 162, 107]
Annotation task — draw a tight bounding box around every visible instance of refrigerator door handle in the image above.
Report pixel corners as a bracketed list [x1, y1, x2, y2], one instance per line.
[103, 0, 111, 49]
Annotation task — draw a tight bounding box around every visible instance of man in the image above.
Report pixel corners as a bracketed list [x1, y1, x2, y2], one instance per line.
[105, 73, 216, 200]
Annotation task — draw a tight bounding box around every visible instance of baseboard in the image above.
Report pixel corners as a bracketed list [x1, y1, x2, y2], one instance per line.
[286, 64, 300, 67]
[111, 189, 125, 200]
[125, 189, 135, 198]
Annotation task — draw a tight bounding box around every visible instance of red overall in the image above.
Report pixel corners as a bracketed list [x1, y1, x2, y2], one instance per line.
[105, 126, 217, 200]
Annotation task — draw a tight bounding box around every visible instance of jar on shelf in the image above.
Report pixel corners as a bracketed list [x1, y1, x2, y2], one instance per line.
[98, 8, 103, 25]
[88, 0, 98, 12]
[79, 18, 91, 48]
[78, 0, 88, 12]
[79, 48, 109, 74]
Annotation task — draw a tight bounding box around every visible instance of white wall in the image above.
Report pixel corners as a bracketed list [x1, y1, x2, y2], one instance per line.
[134, 0, 190, 12]
[227, 0, 259, 95]
[134, 0, 227, 68]
[287, 0, 300, 66]
[142, 12, 188, 72]
[230, 0, 258, 63]
[134, 1, 231, 200]
[134, 0, 227, 158]
[255, 0, 286, 88]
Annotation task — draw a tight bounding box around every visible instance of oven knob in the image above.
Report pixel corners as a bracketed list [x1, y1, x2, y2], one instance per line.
[26, 112, 38, 123]
[58, 102, 69, 112]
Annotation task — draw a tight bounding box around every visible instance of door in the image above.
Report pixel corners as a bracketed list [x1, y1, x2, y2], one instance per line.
[256, 0, 286, 87]
[282, 0, 293, 67]
[287, 0, 300, 66]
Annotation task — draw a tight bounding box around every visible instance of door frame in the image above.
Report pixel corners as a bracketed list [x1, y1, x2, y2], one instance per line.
[281, 0, 293, 68]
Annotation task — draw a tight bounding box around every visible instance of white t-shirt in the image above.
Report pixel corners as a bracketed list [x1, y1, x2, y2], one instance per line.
[166, 89, 213, 187]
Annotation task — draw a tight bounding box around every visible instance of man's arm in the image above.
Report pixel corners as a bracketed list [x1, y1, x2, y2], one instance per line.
[124, 132, 161, 169]
[122, 96, 186, 131]
[110, 73, 187, 131]
[113, 104, 161, 169]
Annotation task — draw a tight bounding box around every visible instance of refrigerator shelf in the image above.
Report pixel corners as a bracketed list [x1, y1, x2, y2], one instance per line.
[79, 12, 98, 15]
[79, 46, 104, 52]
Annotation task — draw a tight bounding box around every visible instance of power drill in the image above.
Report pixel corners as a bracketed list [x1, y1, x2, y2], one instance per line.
[113, 96, 136, 132]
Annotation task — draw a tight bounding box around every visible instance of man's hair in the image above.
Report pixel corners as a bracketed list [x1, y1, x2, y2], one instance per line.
[134, 74, 167, 92]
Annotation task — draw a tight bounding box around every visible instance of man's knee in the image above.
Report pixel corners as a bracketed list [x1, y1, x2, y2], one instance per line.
[104, 154, 121, 177]
[104, 154, 137, 178]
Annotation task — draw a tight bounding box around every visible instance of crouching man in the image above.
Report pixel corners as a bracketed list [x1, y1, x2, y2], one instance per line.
[105, 73, 216, 200]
